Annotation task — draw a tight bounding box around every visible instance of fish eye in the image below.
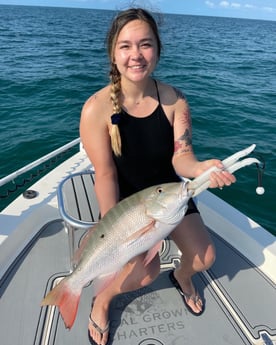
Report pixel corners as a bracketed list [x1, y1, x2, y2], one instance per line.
[156, 187, 163, 194]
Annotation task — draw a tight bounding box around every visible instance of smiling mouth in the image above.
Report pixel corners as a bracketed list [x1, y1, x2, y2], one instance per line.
[129, 65, 146, 70]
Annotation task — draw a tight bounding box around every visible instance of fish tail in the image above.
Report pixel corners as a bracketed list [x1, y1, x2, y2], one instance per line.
[41, 277, 81, 329]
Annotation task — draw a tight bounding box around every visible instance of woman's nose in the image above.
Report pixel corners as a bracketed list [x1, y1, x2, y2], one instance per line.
[131, 46, 143, 59]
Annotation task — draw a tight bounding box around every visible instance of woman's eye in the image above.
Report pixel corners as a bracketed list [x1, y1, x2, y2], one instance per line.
[141, 43, 151, 48]
[118, 43, 130, 49]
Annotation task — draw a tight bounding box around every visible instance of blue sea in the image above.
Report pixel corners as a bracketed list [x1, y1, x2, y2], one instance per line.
[0, 5, 275, 235]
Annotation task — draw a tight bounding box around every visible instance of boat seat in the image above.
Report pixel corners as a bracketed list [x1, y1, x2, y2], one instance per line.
[57, 171, 100, 270]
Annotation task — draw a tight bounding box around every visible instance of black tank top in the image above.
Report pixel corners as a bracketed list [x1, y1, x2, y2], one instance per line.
[113, 80, 181, 199]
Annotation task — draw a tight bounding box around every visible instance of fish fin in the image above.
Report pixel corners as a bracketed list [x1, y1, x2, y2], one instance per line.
[41, 277, 81, 329]
[124, 220, 156, 245]
[143, 241, 163, 266]
[93, 272, 118, 296]
[73, 225, 97, 266]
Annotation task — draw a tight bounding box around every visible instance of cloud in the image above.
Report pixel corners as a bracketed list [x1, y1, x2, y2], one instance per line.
[207, 1, 242, 10]
[263, 6, 276, 13]
[205, 1, 215, 8]
[244, 4, 256, 9]
[204, 1, 276, 17]
[231, 2, 241, 8]
[219, 1, 241, 8]
[219, 1, 230, 7]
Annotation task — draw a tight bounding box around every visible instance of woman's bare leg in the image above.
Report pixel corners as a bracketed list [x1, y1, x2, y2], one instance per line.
[170, 213, 216, 314]
[88, 253, 160, 345]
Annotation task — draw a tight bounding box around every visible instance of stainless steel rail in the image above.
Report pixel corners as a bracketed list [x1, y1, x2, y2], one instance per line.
[0, 138, 80, 187]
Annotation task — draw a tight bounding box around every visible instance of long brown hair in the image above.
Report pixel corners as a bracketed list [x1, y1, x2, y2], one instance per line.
[106, 8, 162, 156]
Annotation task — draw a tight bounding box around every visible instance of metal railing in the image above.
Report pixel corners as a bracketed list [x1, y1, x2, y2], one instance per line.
[0, 138, 80, 188]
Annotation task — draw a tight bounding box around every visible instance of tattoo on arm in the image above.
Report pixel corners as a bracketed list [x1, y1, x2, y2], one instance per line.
[173, 89, 193, 155]
[179, 129, 192, 146]
[180, 110, 191, 128]
[173, 87, 186, 100]
[174, 129, 192, 154]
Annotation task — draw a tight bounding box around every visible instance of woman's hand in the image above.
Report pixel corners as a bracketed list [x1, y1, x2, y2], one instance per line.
[195, 159, 236, 189]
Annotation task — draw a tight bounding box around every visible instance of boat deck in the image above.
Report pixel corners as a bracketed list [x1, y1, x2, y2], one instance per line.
[1, 218, 275, 345]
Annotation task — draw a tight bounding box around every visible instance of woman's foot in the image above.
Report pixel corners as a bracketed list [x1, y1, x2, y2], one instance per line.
[169, 270, 204, 315]
[88, 298, 110, 345]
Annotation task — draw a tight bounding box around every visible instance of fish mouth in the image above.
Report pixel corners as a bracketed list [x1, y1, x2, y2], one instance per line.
[157, 181, 191, 225]
[180, 180, 191, 200]
[172, 181, 191, 220]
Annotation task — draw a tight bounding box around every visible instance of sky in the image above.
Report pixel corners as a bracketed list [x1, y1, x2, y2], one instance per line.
[0, 0, 276, 21]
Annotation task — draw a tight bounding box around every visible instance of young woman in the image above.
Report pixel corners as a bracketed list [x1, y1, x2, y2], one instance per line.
[80, 8, 236, 345]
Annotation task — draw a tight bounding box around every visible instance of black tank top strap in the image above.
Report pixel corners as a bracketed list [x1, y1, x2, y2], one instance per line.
[154, 79, 161, 104]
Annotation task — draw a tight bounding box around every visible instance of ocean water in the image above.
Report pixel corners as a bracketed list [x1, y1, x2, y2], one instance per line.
[0, 5, 275, 235]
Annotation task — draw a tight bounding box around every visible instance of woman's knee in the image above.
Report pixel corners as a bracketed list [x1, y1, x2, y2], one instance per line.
[172, 213, 216, 269]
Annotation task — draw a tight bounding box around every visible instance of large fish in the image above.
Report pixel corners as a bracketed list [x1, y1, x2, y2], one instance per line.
[41, 144, 261, 329]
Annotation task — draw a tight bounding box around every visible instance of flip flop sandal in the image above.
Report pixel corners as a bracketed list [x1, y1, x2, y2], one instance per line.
[88, 315, 110, 344]
[169, 270, 204, 316]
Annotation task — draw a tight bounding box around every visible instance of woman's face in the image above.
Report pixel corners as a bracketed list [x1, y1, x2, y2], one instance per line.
[113, 19, 159, 83]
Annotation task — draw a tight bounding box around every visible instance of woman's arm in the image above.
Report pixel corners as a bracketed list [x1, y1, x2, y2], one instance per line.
[80, 91, 119, 216]
[172, 90, 236, 188]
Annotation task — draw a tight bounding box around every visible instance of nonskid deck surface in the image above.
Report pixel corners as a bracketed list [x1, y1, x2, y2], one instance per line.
[0, 220, 275, 345]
